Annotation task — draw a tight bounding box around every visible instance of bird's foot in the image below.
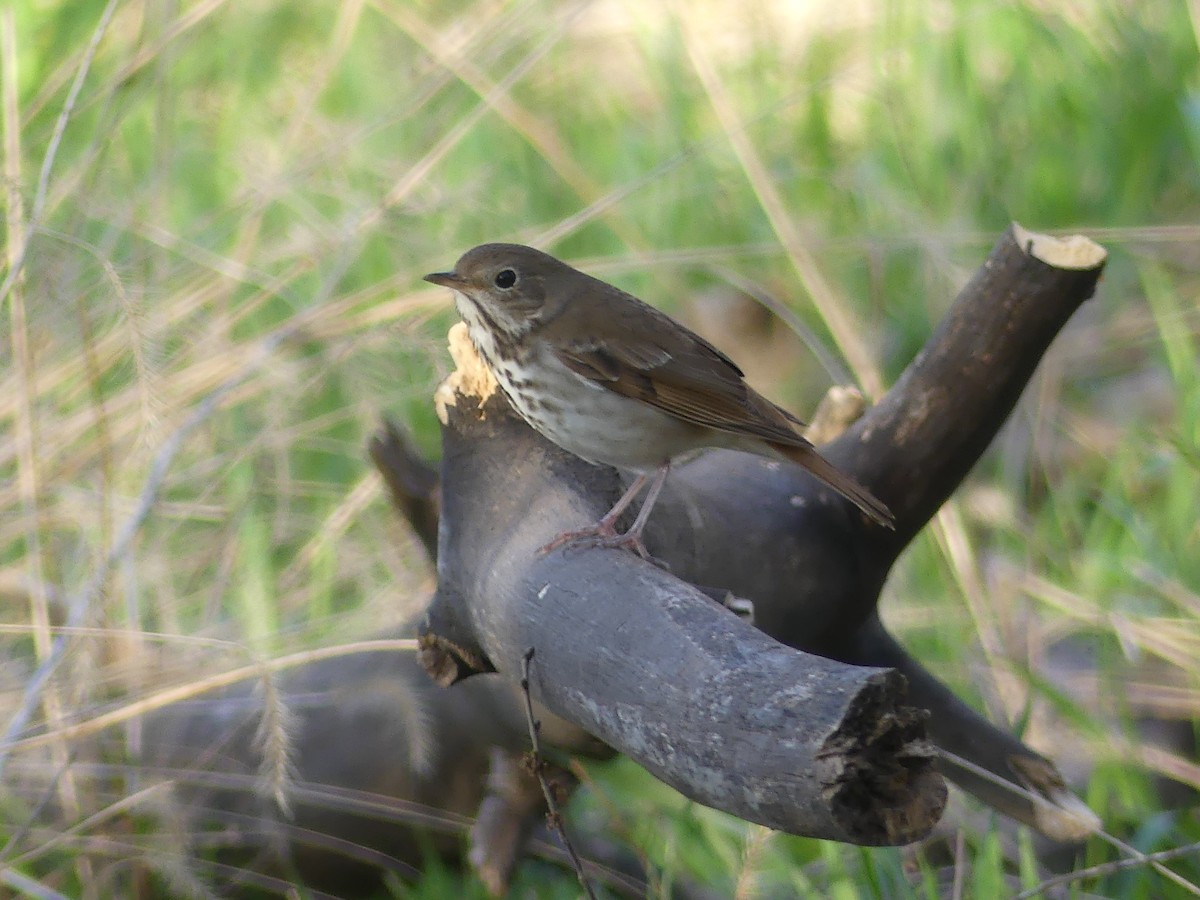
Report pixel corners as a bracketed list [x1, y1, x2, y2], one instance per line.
[540, 524, 667, 569]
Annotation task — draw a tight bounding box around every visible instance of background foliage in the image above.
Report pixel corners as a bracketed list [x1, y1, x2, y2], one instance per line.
[1, 0, 1198, 896]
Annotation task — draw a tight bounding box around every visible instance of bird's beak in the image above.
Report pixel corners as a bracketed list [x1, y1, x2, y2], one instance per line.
[424, 271, 464, 288]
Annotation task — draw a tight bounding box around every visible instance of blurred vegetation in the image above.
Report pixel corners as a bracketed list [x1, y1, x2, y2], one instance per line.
[1, 0, 1199, 896]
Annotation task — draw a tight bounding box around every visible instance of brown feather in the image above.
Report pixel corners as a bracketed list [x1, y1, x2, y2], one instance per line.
[553, 339, 805, 447]
[771, 442, 895, 528]
[553, 335, 895, 529]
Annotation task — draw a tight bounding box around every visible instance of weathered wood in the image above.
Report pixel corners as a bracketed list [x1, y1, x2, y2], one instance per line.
[421, 224, 1105, 846]
[642, 225, 1106, 835]
[422, 328, 944, 846]
[368, 420, 441, 559]
[833, 224, 1110, 546]
[839, 615, 1101, 842]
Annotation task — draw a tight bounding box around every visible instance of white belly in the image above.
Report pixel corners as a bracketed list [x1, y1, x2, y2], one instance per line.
[457, 302, 709, 471]
[524, 358, 710, 469]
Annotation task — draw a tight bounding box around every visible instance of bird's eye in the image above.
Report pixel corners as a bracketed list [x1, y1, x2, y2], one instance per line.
[494, 268, 517, 289]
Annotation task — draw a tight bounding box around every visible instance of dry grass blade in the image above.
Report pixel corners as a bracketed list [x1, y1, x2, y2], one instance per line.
[933, 502, 1023, 722]
[708, 263, 853, 385]
[196, 806, 422, 880]
[3, 781, 176, 869]
[1013, 841, 1200, 900]
[950, 828, 967, 900]
[380, 0, 603, 204]
[0, 326, 296, 775]
[677, 4, 883, 399]
[1, 0, 89, 841]
[941, 749, 1200, 897]
[734, 824, 774, 900]
[1, 639, 418, 754]
[19, 759, 477, 835]
[252, 660, 298, 819]
[0, 0, 119, 305]
[0, 868, 73, 900]
[371, 3, 590, 236]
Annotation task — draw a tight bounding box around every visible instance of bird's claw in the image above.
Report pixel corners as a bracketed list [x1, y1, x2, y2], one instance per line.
[540, 527, 669, 570]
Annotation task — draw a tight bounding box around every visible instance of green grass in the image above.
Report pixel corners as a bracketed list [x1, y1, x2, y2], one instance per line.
[2, 0, 1199, 896]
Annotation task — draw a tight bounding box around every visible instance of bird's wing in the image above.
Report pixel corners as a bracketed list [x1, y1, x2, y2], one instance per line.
[552, 304, 811, 447]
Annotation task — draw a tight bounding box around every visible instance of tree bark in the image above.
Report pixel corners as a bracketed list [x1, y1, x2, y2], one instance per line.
[422, 382, 942, 843]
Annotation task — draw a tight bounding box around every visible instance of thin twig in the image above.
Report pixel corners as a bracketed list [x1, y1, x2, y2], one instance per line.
[678, 7, 883, 399]
[519, 648, 596, 900]
[707, 263, 853, 386]
[1012, 841, 1200, 900]
[940, 749, 1200, 897]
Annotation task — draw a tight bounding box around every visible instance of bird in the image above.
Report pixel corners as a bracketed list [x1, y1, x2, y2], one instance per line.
[425, 243, 893, 560]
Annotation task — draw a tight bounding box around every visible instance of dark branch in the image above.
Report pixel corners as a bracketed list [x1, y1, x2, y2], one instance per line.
[368, 420, 441, 560]
[422, 224, 1104, 845]
[829, 224, 1108, 545]
[421, 340, 945, 844]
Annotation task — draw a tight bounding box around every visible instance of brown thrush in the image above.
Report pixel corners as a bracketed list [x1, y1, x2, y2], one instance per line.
[425, 244, 893, 560]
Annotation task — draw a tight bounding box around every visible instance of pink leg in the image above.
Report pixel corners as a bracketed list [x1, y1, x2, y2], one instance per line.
[540, 463, 671, 563]
[539, 473, 649, 552]
[618, 462, 670, 547]
[594, 472, 651, 533]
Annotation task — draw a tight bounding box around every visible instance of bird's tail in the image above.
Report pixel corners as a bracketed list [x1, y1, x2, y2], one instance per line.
[775, 442, 895, 529]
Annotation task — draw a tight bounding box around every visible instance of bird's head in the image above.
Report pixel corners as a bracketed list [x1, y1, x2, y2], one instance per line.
[425, 243, 569, 339]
